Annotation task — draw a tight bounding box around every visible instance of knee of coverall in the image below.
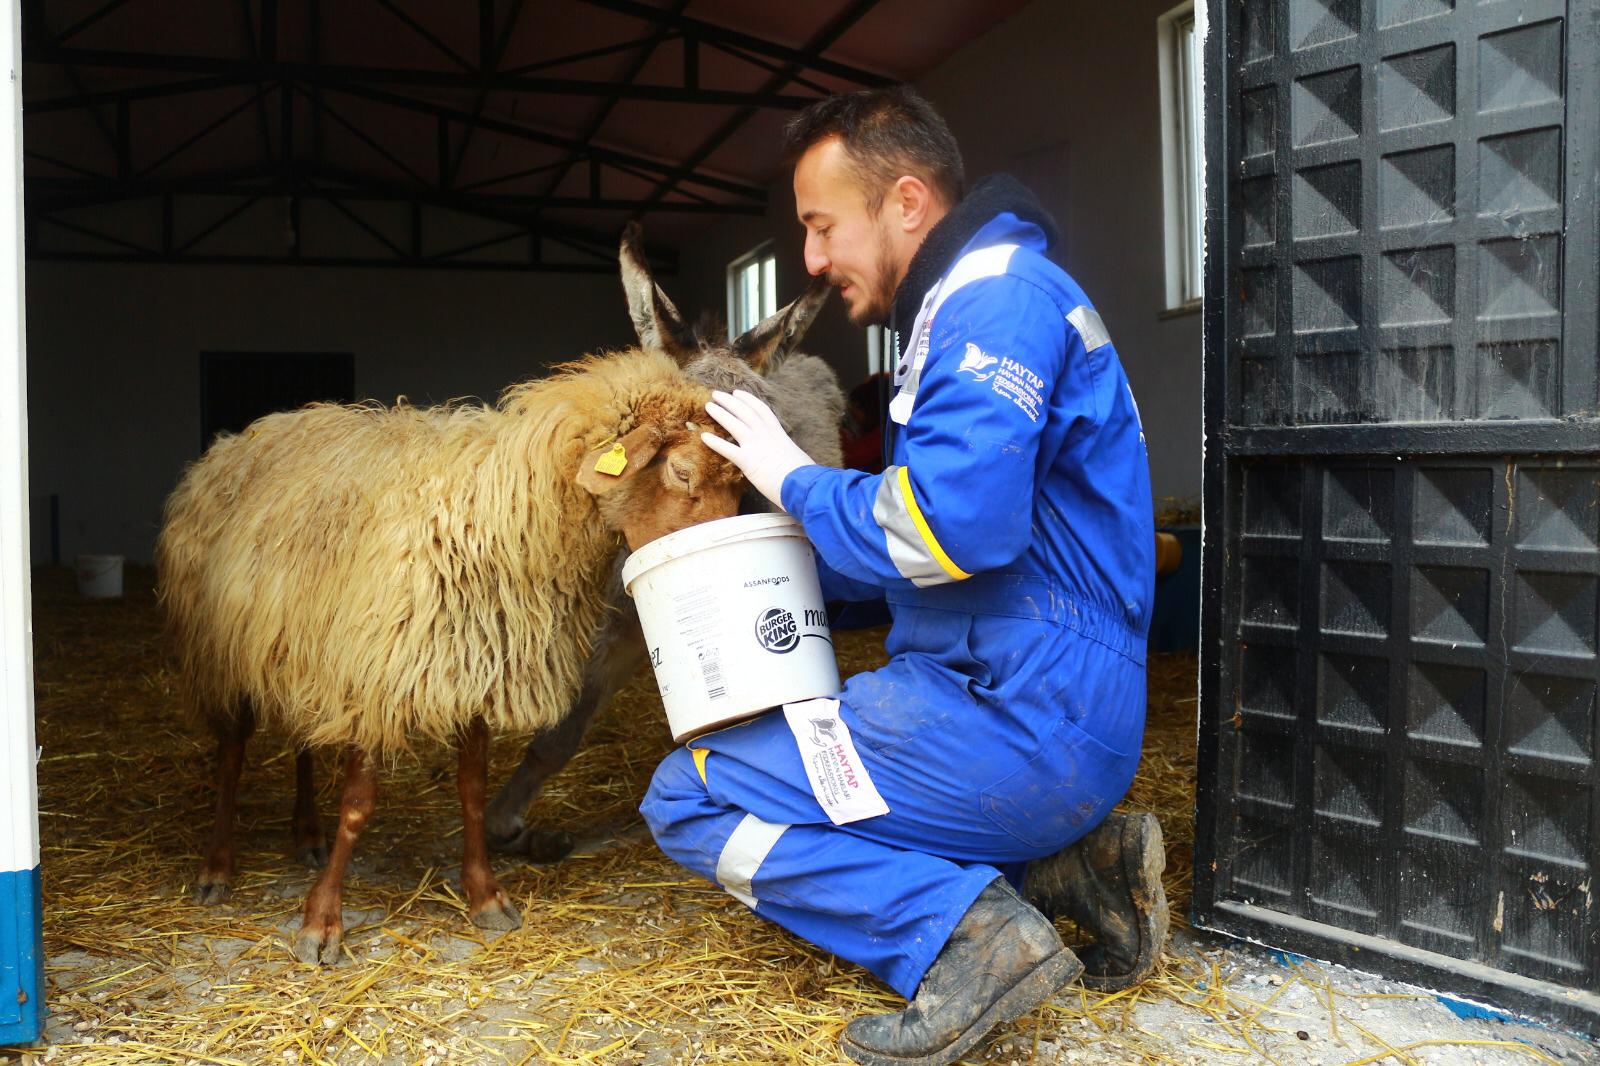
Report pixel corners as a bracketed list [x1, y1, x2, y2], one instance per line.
[638, 746, 708, 860]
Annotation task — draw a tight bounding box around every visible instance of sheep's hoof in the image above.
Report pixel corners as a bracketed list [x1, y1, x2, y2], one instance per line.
[293, 922, 344, 965]
[470, 892, 522, 932]
[193, 876, 233, 905]
[487, 824, 573, 864]
[295, 840, 329, 868]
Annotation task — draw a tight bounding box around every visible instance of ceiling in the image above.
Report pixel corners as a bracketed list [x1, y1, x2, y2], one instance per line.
[21, 0, 1031, 272]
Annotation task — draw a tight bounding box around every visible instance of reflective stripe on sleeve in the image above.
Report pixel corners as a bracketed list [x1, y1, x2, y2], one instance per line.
[714, 813, 789, 909]
[1067, 305, 1111, 351]
[872, 465, 972, 587]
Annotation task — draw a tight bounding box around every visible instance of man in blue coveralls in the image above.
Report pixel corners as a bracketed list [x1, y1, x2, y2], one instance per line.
[642, 86, 1168, 1065]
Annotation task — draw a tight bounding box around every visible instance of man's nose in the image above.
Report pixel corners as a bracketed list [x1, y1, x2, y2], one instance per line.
[803, 234, 829, 277]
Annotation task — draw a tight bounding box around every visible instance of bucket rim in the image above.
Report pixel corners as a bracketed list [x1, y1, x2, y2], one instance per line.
[621, 512, 805, 590]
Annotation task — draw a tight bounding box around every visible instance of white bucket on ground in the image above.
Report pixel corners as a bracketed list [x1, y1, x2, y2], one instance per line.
[75, 553, 124, 599]
[621, 513, 841, 742]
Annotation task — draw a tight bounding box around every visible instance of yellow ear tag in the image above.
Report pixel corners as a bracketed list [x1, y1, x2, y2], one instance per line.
[593, 442, 628, 476]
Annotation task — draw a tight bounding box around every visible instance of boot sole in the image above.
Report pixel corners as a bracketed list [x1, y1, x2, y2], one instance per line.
[1083, 813, 1170, 992]
[839, 949, 1085, 1066]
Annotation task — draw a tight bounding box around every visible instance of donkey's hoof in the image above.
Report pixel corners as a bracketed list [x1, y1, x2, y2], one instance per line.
[487, 824, 573, 864]
[470, 892, 522, 932]
[293, 922, 344, 965]
[193, 876, 233, 905]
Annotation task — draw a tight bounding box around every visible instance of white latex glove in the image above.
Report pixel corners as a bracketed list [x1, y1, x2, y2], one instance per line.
[701, 389, 815, 510]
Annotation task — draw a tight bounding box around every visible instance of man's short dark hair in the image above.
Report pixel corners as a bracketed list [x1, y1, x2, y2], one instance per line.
[782, 86, 965, 211]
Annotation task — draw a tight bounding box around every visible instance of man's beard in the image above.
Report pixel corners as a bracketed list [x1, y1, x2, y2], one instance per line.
[841, 224, 900, 328]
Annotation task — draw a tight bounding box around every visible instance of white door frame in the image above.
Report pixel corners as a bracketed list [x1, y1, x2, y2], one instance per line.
[0, 0, 41, 1046]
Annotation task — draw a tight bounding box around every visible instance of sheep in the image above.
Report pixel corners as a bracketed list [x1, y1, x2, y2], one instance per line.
[157, 342, 769, 965]
[481, 224, 846, 856]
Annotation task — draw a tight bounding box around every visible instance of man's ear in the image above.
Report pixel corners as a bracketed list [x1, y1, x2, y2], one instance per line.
[576, 424, 664, 496]
[892, 174, 935, 232]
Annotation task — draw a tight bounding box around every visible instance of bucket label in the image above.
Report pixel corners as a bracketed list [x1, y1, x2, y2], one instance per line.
[782, 698, 890, 825]
[673, 587, 727, 702]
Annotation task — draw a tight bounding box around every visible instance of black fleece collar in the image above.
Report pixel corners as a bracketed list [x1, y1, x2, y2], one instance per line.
[890, 174, 1061, 332]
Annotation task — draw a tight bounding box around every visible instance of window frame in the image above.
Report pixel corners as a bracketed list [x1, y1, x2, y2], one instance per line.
[726, 241, 778, 340]
[1158, 2, 1204, 314]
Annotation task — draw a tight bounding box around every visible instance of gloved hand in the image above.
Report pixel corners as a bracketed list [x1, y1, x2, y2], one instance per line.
[701, 389, 815, 511]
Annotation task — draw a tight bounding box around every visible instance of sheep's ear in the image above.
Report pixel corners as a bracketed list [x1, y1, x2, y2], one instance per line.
[576, 424, 664, 496]
[620, 222, 697, 365]
[731, 277, 831, 373]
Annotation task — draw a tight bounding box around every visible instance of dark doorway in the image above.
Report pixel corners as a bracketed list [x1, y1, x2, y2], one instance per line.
[199, 351, 356, 450]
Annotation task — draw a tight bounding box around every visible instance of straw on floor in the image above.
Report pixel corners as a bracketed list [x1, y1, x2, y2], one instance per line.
[7, 566, 1562, 1066]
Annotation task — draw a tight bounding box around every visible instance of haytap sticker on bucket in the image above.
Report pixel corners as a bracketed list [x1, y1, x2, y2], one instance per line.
[782, 697, 889, 825]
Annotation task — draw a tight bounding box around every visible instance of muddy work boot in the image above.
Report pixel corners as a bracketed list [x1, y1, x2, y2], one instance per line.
[840, 878, 1083, 1066]
[1025, 811, 1169, 991]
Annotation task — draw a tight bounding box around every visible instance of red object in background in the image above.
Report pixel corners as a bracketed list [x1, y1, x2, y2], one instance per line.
[841, 424, 884, 473]
[840, 372, 889, 474]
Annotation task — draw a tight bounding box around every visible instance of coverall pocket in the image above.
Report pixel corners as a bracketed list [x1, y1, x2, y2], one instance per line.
[979, 715, 1134, 853]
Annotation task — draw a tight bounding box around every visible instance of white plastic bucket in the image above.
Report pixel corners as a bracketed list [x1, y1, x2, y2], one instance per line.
[75, 553, 124, 599]
[621, 513, 841, 742]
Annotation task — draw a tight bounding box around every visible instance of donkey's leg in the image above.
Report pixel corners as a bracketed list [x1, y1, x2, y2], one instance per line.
[194, 703, 256, 905]
[486, 612, 646, 859]
[294, 747, 375, 965]
[459, 716, 522, 930]
[291, 749, 328, 867]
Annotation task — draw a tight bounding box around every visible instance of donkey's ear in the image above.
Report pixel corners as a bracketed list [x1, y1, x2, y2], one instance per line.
[731, 277, 831, 373]
[620, 222, 697, 364]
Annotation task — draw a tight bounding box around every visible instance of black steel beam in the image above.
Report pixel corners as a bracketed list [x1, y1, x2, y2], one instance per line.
[372, 0, 473, 71]
[23, 46, 823, 109]
[573, 0, 891, 87]
[639, 0, 884, 208]
[318, 80, 766, 200]
[25, 74, 253, 113]
[450, 0, 526, 188]
[53, 0, 135, 45]
[28, 175, 765, 216]
[532, 0, 690, 209]
[24, 249, 630, 273]
[500, 31, 676, 77]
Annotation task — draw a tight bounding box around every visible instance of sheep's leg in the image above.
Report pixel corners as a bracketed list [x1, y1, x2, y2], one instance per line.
[458, 716, 522, 931]
[291, 750, 328, 867]
[194, 705, 255, 905]
[294, 747, 375, 965]
[486, 612, 647, 858]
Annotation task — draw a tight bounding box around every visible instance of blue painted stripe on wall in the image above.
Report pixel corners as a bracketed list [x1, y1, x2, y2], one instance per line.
[0, 866, 44, 1047]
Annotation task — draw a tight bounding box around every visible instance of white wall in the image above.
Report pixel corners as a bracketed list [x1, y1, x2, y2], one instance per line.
[26, 263, 635, 563]
[678, 0, 1204, 504]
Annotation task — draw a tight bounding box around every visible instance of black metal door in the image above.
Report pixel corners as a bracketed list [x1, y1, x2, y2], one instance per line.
[1197, 0, 1600, 1028]
[199, 351, 355, 450]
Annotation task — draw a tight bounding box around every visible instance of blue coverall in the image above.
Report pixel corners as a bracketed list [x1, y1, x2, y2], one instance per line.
[641, 209, 1155, 999]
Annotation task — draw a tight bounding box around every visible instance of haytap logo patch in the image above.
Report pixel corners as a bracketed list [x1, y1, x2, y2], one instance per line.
[957, 342, 999, 381]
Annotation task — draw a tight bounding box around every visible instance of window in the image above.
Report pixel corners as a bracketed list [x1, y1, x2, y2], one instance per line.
[1159, 3, 1204, 310]
[727, 243, 777, 338]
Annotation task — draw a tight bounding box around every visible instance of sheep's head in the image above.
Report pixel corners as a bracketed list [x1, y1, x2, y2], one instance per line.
[619, 221, 830, 375]
[575, 406, 745, 551]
